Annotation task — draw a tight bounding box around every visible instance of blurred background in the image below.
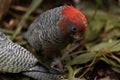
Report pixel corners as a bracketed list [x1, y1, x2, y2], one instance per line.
[0, 0, 120, 80]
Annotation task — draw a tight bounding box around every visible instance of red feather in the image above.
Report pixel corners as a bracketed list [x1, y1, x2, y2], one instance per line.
[61, 5, 87, 32]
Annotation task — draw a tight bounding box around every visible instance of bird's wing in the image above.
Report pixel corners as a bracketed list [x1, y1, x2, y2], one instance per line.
[0, 43, 37, 73]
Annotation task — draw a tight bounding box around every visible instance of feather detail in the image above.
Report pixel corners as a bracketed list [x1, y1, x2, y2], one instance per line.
[61, 5, 87, 32]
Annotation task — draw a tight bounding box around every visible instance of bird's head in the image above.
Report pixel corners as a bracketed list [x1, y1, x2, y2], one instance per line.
[58, 5, 87, 39]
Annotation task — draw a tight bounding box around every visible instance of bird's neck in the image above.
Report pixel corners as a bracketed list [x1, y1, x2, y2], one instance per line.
[58, 18, 71, 38]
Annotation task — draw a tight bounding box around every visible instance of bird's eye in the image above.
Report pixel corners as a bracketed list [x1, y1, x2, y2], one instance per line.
[71, 27, 77, 32]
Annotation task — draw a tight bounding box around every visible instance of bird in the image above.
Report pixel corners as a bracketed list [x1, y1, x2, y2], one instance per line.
[0, 32, 61, 80]
[23, 5, 87, 71]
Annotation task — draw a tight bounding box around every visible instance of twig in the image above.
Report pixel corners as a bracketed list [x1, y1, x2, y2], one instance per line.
[17, 41, 27, 45]
[11, 5, 43, 14]
[90, 3, 98, 21]
[0, 28, 14, 34]
[108, 54, 120, 63]
[61, 38, 86, 61]
[11, 5, 28, 12]
[69, 50, 89, 56]
[61, 43, 81, 61]
[9, 11, 35, 21]
[79, 54, 97, 78]
[11, 0, 43, 40]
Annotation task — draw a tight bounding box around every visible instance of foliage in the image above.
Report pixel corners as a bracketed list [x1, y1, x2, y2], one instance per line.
[0, 0, 119, 80]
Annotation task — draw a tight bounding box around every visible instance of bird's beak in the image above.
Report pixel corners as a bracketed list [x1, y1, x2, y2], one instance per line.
[72, 33, 84, 43]
[71, 32, 82, 40]
[73, 34, 81, 39]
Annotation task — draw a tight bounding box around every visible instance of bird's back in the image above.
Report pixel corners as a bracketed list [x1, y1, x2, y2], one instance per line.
[24, 6, 67, 52]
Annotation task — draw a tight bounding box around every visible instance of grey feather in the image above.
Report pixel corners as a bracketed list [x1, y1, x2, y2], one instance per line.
[24, 6, 71, 53]
[23, 72, 61, 80]
[0, 32, 37, 73]
[0, 32, 61, 80]
[22, 62, 61, 80]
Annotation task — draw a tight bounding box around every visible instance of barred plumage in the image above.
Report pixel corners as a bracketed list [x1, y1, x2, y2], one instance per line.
[24, 6, 72, 55]
[24, 5, 87, 71]
[0, 32, 61, 80]
[0, 33, 37, 73]
[23, 72, 60, 80]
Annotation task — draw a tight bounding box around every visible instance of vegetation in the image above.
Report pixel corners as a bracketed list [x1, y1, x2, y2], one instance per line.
[0, 0, 119, 80]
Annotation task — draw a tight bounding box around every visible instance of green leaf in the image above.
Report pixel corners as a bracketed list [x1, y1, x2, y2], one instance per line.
[79, 78, 87, 80]
[90, 40, 120, 52]
[65, 65, 74, 80]
[100, 57, 120, 73]
[70, 53, 100, 65]
[111, 67, 120, 73]
[102, 29, 120, 41]
[85, 18, 104, 40]
[65, 65, 85, 80]
[105, 16, 120, 31]
[100, 57, 120, 68]
[96, 0, 103, 7]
